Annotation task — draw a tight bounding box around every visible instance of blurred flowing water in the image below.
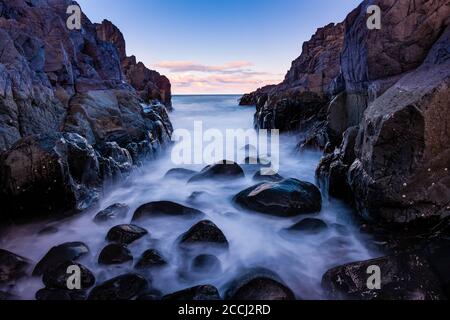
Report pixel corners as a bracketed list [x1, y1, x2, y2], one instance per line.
[0, 95, 379, 300]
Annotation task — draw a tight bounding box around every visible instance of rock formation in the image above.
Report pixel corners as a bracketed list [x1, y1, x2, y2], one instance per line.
[0, 0, 173, 221]
[242, 0, 450, 228]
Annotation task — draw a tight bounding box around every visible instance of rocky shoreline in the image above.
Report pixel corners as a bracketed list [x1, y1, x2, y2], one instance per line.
[241, 0, 450, 299]
[0, 0, 173, 222]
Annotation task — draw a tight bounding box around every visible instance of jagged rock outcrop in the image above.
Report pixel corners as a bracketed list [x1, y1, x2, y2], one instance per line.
[243, 0, 450, 229]
[0, 0, 173, 221]
[95, 20, 172, 110]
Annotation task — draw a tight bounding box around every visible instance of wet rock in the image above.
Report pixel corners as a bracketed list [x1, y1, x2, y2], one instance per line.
[98, 244, 133, 265]
[33, 242, 89, 276]
[132, 201, 204, 221]
[88, 274, 149, 300]
[188, 161, 245, 183]
[36, 288, 87, 301]
[234, 178, 322, 217]
[106, 224, 148, 245]
[225, 268, 295, 300]
[253, 171, 284, 183]
[93, 203, 130, 224]
[165, 168, 197, 180]
[179, 220, 229, 249]
[191, 255, 221, 274]
[163, 285, 221, 301]
[284, 218, 328, 234]
[0, 249, 31, 284]
[0, 134, 101, 221]
[0, 291, 17, 300]
[322, 253, 447, 300]
[135, 250, 167, 269]
[38, 226, 59, 235]
[42, 261, 95, 290]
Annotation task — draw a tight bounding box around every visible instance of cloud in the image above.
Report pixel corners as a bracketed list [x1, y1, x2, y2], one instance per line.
[154, 60, 254, 73]
[153, 59, 284, 94]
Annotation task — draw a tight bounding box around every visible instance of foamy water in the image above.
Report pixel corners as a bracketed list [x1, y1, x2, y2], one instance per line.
[0, 95, 379, 300]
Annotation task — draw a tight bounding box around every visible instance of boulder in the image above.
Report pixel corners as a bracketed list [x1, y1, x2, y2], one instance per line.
[188, 161, 245, 183]
[0, 134, 101, 221]
[106, 224, 148, 245]
[135, 250, 167, 269]
[165, 168, 197, 180]
[252, 171, 284, 183]
[322, 254, 447, 300]
[163, 285, 221, 301]
[191, 255, 221, 274]
[33, 242, 89, 276]
[42, 261, 95, 290]
[283, 218, 328, 234]
[225, 268, 295, 300]
[179, 220, 229, 249]
[88, 274, 149, 300]
[98, 244, 133, 265]
[0, 249, 31, 284]
[234, 179, 322, 217]
[132, 201, 204, 221]
[93, 203, 130, 224]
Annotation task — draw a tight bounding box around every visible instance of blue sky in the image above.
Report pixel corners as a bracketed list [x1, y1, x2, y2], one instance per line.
[78, 0, 362, 94]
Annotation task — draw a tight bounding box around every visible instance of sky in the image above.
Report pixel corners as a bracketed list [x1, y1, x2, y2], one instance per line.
[78, 0, 362, 94]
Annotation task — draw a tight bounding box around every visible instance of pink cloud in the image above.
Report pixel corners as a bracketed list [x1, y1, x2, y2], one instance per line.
[154, 60, 254, 73]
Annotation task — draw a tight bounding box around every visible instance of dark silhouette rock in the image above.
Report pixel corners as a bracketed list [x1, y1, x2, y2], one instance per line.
[234, 178, 322, 217]
[179, 220, 229, 249]
[0, 249, 31, 284]
[98, 244, 133, 265]
[42, 261, 95, 290]
[33, 242, 89, 276]
[132, 201, 204, 221]
[191, 255, 221, 274]
[225, 268, 295, 300]
[163, 285, 221, 300]
[322, 253, 447, 300]
[94, 203, 130, 224]
[36, 288, 87, 301]
[188, 161, 245, 183]
[88, 274, 149, 300]
[165, 168, 197, 180]
[284, 218, 328, 234]
[135, 250, 167, 269]
[106, 224, 148, 245]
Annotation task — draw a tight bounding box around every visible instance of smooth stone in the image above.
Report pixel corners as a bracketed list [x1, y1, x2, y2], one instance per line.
[179, 220, 229, 249]
[188, 161, 245, 183]
[163, 285, 221, 300]
[284, 218, 328, 234]
[36, 288, 87, 301]
[165, 168, 197, 180]
[233, 178, 322, 217]
[132, 201, 204, 221]
[0, 249, 31, 284]
[42, 261, 95, 290]
[93, 203, 130, 223]
[106, 224, 148, 245]
[88, 274, 149, 300]
[191, 254, 221, 274]
[33, 242, 89, 276]
[98, 244, 133, 265]
[135, 249, 167, 269]
[137, 289, 163, 300]
[225, 268, 295, 300]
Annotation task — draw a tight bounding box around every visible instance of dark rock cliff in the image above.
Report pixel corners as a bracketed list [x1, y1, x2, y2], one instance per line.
[241, 0, 450, 227]
[0, 0, 173, 221]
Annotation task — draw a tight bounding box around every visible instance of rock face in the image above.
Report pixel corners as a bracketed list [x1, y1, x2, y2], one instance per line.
[234, 179, 322, 217]
[0, 0, 173, 222]
[242, 0, 450, 229]
[322, 253, 447, 300]
[95, 20, 172, 110]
